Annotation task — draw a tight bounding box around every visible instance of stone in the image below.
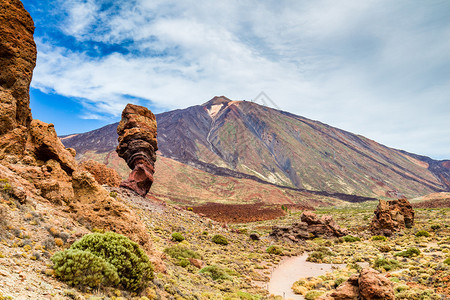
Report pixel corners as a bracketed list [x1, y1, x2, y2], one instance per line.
[370, 198, 415, 236]
[249, 233, 260, 241]
[116, 104, 157, 197]
[70, 171, 152, 250]
[0, 0, 36, 134]
[79, 159, 122, 187]
[358, 268, 395, 300]
[320, 268, 394, 300]
[189, 258, 205, 269]
[327, 274, 359, 300]
[270, 211, 347, 242]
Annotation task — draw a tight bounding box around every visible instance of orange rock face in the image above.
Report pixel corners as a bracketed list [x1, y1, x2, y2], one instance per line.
[79, 159, 122, 187]
[0, 0, 36, 134]
[116, 104, 157, 197]
[370, 198, 415, 236]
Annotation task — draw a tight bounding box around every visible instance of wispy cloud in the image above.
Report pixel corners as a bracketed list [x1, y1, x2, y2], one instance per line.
[26, 0, 450, 158]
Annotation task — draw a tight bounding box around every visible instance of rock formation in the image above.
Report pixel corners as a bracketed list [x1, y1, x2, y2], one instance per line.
[319, 268, 394, 300]
[370, 198, 415, 236]
[270, 211, 347, 242]
[79, 159, 122, 187]
[0, 0, 36, 134]
[116, 104, 157, 197]
[0, 0, 157, 255]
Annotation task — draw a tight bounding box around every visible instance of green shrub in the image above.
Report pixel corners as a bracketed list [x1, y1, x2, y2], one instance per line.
[51, 249, 119, 288]
[343, 235, 361, 242]
[199, 265, 231, 281]
[236, 291, 260, 300]
[164, 245, 200, 267]
[211, 234, 228, 245]
[415, 230, 430, 237]
[266, 245, 283, 255]
[443, 258, 450, 265]
[171, 232, 185, 242]
[373, 256, 400, 271]
[334, 277, 346, 287]
[371, 235, 387, 241]
[304, 290, 324, 300]
[395, 247, 420, 258]
[307, 247, 334, 263]
[69, 232, 153, 291]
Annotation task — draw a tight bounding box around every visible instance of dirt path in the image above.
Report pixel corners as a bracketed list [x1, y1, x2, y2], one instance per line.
[267, 253, 344, 299]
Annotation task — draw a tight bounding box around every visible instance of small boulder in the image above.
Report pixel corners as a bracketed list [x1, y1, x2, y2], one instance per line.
[249, 233, 260, 241]
[189, 258, 205, 269]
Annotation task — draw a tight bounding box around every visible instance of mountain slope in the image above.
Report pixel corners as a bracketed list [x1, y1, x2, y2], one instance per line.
[61, 96, 450, 198]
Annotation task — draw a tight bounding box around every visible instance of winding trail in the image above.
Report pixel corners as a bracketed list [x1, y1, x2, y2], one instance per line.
[267, 253, 344, 299]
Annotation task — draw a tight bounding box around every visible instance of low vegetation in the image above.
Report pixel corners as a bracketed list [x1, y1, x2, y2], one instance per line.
[52, 232, 153, 292]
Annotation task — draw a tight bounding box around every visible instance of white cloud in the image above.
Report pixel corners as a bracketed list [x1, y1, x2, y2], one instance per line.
[30, 0, 450, 159]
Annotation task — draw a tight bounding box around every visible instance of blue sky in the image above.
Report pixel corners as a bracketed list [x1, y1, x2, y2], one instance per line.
[22, 0, 450, 159]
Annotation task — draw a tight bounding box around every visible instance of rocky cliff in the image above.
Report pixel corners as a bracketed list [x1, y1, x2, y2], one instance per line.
[0, 0, 155, 253]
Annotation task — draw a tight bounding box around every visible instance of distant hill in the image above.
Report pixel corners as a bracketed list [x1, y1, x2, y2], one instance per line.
[61, 96, 450, 199]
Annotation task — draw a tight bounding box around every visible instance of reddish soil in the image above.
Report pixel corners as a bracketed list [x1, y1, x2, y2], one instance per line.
[189, 202, 291, 223]
[412, 198, 450, 208]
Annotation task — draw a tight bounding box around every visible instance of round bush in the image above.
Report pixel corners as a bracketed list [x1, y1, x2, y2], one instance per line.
[415, 230, 430, 237]
[171, 232, 185, 242]
[343, 235, 361, 242]
[266, 245, 283, 255]
[51, 249, 119, 288]
[211, 234, 228, 245]
[371, 235, 387, 241]
[70, 232, 153, 291]
[395, 247, 420, 258]
[199, 265, 231, 281]
[373, 256, 400, 271]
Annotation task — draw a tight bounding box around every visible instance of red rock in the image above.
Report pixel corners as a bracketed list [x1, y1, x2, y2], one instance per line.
[0, 0, 36, 134]
[189, 258, 205, 269]
[116, 104, 157, 197]
[79, 159, 122, 187]
[327, 274, 359, 300]
[270, 211, 347, 242]
[370, 198, 414, 236]
[321, 268, 394, 300]
[358, 268, 394, 300]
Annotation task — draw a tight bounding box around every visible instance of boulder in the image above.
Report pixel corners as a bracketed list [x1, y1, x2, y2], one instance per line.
[370, 198, 414, 236]
[189, 258, 205, 269]
[116, 104, 157, 197]
[79, 159, 122, 187]
[319, 268, 394, 300]
[270, 211, 347, 242]
[358, 268, 395, 300]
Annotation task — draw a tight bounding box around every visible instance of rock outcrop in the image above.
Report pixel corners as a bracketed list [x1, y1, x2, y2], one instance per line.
[0, 0, 157, 254]
[0, 0, 36, 134]
[79, 159, 122, 187]
[320, 268, 394, 300]
[370, 198, 415, 236]
[270, 211, 347, 242]
[116, 104, 157, 197]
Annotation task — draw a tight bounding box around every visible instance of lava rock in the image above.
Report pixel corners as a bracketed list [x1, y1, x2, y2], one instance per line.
[370, 198, 415, 236]
[116, 104, 158, 197]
